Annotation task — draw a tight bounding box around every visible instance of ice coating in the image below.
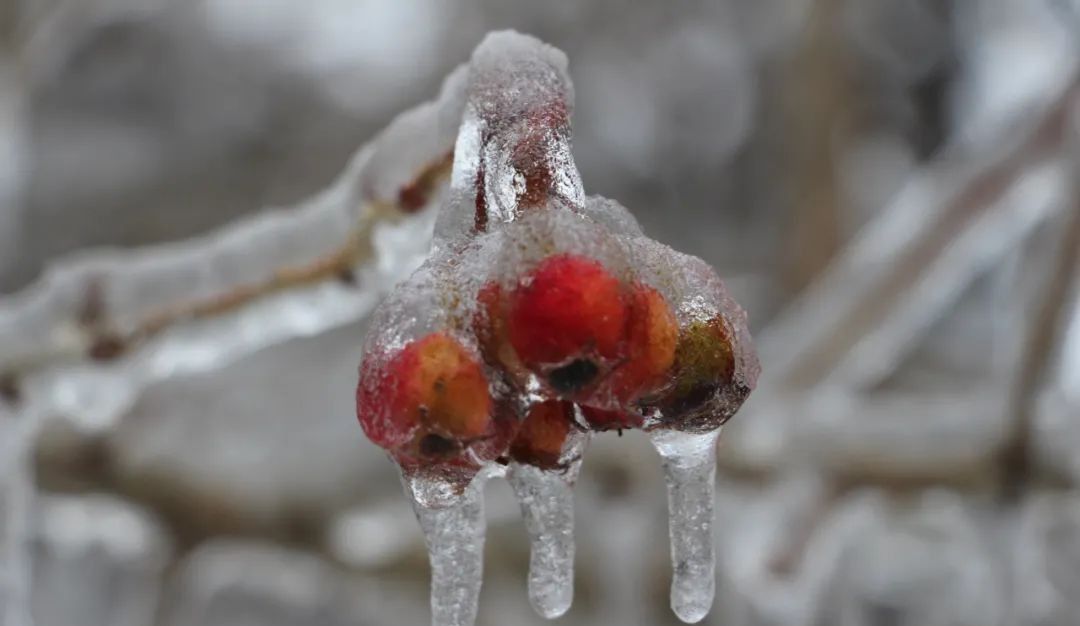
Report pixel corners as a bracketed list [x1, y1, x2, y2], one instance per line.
[651, 428, 722, 623]
[508, 460, 581, 618]
[582, 194, 645, 237]
[622, 236, 760, 431]
[435, 31, 585, 245]
[355, 30, 758, 626]
[506, 402, 588, 618]
[406, 470, 493, 626]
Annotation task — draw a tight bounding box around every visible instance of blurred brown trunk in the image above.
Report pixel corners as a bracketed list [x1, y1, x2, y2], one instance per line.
[780, 0, 853, 293]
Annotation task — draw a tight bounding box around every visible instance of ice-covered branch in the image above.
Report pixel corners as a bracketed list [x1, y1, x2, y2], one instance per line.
[0, 62, 469, 626]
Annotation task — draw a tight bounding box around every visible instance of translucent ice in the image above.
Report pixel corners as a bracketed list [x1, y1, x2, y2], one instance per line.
[507, 464, 578, 618]
[582, 195, 644, 237]
[650, 428, 722, 623]
[435, 31, 585, 245]
[405, 470, 497, 626]
[507, 421, 588, 619]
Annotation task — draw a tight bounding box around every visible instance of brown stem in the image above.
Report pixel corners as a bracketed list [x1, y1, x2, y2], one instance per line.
[997, 169, 1080, 502]
[789, 80, 1079, 388]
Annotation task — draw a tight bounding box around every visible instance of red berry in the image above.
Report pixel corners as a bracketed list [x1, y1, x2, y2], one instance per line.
[575, 284, 676, 432]
[507, 254, 629, 395]
[357, 332, 493, 461]
[578, 405, 642, 432]
[509, 400, 577, 469]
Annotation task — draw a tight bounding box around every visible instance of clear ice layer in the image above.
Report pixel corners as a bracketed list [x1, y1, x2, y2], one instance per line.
[508, 459, 582, 619]
[651, 429, 722, 623]
[407, 472, 491, 626]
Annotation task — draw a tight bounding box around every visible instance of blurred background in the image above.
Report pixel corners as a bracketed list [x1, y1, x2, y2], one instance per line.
[1, 0, 1080, 625]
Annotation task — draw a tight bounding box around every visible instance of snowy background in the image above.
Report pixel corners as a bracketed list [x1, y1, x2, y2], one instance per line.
[2, 0, 1080, 625]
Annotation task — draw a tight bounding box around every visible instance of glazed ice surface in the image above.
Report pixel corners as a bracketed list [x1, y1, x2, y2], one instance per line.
[356, 31, 759, 625]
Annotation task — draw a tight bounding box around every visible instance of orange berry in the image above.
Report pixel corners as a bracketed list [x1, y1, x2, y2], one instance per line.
[357, 332, 493, 461]
[610, 283, 678, 402]
[509, 400, 576, 469]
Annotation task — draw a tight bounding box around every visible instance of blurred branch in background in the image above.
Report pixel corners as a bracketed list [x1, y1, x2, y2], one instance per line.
[780, 0, 850, 292]
[999, 98, 1080, 502]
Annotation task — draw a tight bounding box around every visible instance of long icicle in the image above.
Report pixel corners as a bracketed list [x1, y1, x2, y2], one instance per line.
[650, 428, 722, 624]
[407, 471, 493, 626]
[508, 461, 580, 619]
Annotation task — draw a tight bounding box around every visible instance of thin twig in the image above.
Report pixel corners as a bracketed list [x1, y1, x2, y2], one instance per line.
[997, 147, 1080, 503]
[785, 78, 1079, 388]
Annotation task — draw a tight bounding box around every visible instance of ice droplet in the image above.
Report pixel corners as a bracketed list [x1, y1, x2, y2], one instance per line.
[650, 428, 721, 624]
[404, 470, 495, 626]
[508, 461, 581, 619]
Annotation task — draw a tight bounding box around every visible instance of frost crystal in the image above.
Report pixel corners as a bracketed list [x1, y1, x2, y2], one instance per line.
[355, 30, 758, 625]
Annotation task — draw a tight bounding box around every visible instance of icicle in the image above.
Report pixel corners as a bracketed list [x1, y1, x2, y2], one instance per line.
[650, 428, 722, 624]
[508, 461, 580, 619]
[405, 469, 497, 626]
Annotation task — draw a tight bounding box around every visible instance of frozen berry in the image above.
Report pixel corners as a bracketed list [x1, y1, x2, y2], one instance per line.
[473, 281, 527, 382]
[609, 283, 678, 402]
[357, 332, 493, 461]
[507, 254, 629, 395]
[576, 284, 676, 432]
[509, 400, 576, 469]
[649, 316, 735, 423]
[578, 405, 642, 432]
[468, 399, 522, 465]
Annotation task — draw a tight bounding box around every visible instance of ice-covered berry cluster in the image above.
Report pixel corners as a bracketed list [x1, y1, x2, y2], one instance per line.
[354, 31, 759, 625]
[356, 32, 757, 489]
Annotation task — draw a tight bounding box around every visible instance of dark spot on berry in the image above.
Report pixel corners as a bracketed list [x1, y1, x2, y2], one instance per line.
[547, 359, 599, 394]
[661, 382, 718, 417]
[419, 433, 458, 457]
